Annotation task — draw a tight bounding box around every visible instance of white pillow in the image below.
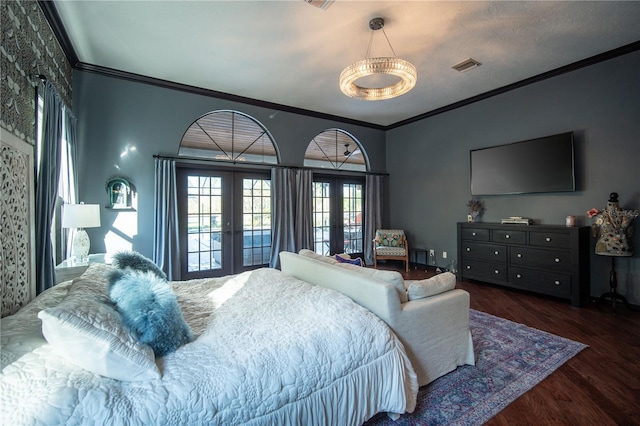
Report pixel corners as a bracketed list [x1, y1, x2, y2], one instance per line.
[38, 264, 160, 381]
[406, 272, 456, 301]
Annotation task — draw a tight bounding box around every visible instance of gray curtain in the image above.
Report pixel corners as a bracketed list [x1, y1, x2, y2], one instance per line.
[269, 168, 314, 268]
[294, 169, 314, 251]
[364, 174, 384, 265]
[35, 81, 64, 294]
[152, 158, 181, 280]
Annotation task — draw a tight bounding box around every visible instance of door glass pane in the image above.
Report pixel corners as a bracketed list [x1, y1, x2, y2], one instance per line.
[187, 175, 223, 272]
[313, 182, 331, 255]
[242, 178, 271, 266]
[342, 183, 363, 254]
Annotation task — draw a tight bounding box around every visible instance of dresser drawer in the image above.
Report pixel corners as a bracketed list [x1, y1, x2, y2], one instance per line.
[510, 247, 572, 272]
[529, 231, 571, 249]
[461, 259, 508, 282]
[510, 267, 571, 298]
[462, 242, 507, 262]
[492, 229, 526, 245]
[461, 228, 490, 242]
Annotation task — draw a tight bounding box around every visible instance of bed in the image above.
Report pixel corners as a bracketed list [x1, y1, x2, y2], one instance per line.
[0, 263, 418, 425]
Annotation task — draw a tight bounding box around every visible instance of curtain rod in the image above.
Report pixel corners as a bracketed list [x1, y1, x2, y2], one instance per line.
[152, 154, 388, 177]
[30, 74, 76, 120]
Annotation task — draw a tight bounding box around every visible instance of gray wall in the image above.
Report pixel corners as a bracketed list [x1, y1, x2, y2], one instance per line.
[74, 50, 639, 304]
[386, 50, 640, 304]
[73, 71, 387, 259]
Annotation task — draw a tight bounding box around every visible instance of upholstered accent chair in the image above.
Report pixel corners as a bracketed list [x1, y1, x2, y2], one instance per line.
[373, 229, 410, 272]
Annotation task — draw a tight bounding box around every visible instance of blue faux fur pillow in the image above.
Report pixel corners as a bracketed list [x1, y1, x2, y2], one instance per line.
[108, 269, 192, 357]
[111, 250, 166, 280]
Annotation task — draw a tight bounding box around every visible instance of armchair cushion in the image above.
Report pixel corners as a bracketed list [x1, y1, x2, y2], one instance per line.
[405, 272, 456, 301]
[374, 229, 406, 247]
[375, 246, 407, 257]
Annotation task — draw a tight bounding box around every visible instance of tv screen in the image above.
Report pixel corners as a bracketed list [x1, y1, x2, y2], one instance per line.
[470, 132, 575, 195]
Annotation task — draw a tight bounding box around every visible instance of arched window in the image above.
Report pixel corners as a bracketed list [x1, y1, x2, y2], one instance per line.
[176, 110, 276, 278]
[304, 129, 367, 172]
[179, 110, 279, 164]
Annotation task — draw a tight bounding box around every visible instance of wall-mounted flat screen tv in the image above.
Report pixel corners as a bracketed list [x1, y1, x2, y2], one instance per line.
[470, 132, 575, 195]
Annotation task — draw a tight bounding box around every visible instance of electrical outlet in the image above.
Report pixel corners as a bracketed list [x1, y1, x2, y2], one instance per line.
[429, 249, 435, 257]
[442, 251, 448, 259]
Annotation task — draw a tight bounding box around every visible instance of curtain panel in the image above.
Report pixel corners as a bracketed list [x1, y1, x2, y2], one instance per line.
[269, 168, 313, 268]
[152, 158, 181, 280]
[364, 174, 384, 266]
[35, 81, 64, 294]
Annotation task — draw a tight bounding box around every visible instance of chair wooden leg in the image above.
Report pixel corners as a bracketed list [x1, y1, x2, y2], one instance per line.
[374, 257, 377, 269]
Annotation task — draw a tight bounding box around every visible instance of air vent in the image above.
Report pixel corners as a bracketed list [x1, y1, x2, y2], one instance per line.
[452, 58, 482, 73]
[305, 0, 334, 10]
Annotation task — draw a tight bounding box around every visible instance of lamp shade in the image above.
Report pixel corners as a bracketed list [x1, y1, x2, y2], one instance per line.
[62, 203, 101, 229]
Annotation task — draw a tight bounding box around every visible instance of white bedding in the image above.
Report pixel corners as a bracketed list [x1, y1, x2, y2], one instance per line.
[1, 266, 417, 425]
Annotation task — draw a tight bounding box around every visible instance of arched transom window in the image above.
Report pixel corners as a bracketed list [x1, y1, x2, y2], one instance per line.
[179, 110, 279, 164]
[304, 129, 367, 172]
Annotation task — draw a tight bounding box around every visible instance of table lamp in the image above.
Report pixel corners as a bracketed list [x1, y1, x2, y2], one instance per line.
[62, 203, 101, 263]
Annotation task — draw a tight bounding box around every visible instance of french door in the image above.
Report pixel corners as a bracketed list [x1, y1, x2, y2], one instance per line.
[177, 168, 271, 279]
[313, 177, 364, 257]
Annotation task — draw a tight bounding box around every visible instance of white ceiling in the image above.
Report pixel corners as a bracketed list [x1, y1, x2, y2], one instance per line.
[53, 1, 640, 127]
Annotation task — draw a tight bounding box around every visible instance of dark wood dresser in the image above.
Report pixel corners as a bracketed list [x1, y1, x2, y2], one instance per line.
[457, 222, 590, 307]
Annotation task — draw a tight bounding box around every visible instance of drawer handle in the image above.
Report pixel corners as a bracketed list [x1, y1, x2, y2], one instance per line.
[505, 234, 510, 239]
[494, 251, 499, 255]
[546, 237, 552, 242]
[466, 265, 471, 269]
[466, 247, 471, 252]
[555, 258, 561, 263]
[554, 280, 561, 286]
[516, 274, 522, 279]
[472, 232, 477, 236]
[494, 270, 500, 274]
[517, 253, 522, 258]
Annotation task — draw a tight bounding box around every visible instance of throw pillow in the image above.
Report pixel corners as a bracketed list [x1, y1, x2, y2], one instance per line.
[406, 272, 456, 300]
[111, 250, 166, 279]
[335, 255, 364, 266]
[38, 265, 161, 381]
[108, 269, 192, 357]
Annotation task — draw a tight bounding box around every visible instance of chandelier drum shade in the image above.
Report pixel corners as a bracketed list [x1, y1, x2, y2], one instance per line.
[340, 17, 417, 101]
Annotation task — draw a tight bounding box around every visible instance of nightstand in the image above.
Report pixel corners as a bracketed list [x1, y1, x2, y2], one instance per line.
[55, 253, 110, 284]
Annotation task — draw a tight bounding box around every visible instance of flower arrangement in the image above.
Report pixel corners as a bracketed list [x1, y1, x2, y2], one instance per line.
[467, 199, 485, 214]
[467, 199, 485, 222]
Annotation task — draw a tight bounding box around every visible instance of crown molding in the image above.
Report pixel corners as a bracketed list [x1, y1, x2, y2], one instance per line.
[387, 40, 640, 130]
[38, 2, 639, 131]
[38, 1, 79, 66]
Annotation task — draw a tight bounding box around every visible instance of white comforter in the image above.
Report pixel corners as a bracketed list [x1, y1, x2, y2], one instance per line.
[1, 267, 417, 425]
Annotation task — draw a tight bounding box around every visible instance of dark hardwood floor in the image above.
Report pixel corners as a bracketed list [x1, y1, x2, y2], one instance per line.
[379, 261, 640, 425]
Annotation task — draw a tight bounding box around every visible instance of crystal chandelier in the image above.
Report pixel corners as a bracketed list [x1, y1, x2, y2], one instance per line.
[340, 17, 417, 101]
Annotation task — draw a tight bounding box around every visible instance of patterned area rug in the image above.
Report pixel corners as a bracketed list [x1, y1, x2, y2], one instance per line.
[366, 309, 587, 425]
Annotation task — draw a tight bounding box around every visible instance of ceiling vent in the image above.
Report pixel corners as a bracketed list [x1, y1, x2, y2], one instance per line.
[452, 58, 482, 73]
[304, 0, 334, 10]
